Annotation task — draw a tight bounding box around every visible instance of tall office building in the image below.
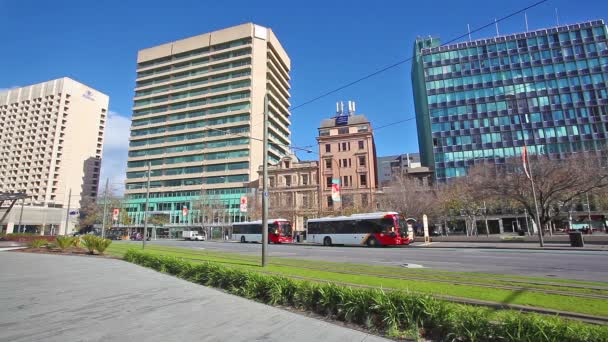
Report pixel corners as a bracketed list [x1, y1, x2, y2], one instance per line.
[412, 19, 608, 181]
[317, 101, 378, 212]
[124, 23, 291, 236]
[0, 77, 108, 234]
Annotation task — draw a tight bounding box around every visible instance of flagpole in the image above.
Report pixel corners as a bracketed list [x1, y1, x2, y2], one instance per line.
[520, 114, 544, 247]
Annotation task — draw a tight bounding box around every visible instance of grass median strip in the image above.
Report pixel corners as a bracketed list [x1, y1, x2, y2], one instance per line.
[106, 243, 608, 317]
[121, 249, 608, 342]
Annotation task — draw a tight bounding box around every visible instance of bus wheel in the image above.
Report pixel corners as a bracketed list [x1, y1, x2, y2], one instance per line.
[323, 237, 332, 246]
[240, 236, 246, 243]
[366, 237, 379, 247]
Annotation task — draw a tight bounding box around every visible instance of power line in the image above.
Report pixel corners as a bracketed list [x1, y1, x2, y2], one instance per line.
[290, 0, 550, 111]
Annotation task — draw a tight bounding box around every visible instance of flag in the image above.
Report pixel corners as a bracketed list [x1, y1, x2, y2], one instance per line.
[522, 146, 531, 179]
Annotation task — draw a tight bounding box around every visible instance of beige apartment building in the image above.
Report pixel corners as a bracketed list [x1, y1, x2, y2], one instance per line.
[251, 154, 319, 232]
[124, 23, 291, 233]
[317, 102, 378, 212]
[0, 77, 109, 234]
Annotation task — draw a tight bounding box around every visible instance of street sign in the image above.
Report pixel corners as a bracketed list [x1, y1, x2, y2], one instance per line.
[182, 206, 188, 217]
[112, 208, 119, 221]
[240, 196, 248, 213]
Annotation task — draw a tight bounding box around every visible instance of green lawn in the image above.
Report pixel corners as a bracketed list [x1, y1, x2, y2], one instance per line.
[106, 243, 608, 318]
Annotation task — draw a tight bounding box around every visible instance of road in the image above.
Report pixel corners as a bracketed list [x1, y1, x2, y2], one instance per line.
[0, 252, 387, 342]
[131, 240, 608, 282]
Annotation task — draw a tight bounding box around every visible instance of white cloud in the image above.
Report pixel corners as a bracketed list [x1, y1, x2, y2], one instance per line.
[100, 111, 131, 195]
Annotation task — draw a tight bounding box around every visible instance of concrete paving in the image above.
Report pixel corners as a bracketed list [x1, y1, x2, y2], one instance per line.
[136, 240, 608, 282]
[0, 252, 388, 342]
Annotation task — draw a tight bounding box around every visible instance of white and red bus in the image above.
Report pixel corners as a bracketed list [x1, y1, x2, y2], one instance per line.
[232, 219, 293, 244]
[306, 212, 411, 247]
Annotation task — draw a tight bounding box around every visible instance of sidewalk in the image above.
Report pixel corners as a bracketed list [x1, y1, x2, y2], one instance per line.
[0, 252, 388, 342]
[410, 241, 608, 251]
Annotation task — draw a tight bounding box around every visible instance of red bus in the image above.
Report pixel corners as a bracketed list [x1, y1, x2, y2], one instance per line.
[232, 219, 293, 244]
[306, 212, 411, 247]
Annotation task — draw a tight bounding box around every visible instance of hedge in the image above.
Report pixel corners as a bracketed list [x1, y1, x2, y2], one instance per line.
[123, 250, 608, 342]
[1, 233, 56, 243]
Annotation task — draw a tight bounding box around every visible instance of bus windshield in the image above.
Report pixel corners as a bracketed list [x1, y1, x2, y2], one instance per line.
[280, 222, 293, 237]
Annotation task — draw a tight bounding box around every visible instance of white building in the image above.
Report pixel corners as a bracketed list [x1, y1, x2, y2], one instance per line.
[0, 77, 109, 234]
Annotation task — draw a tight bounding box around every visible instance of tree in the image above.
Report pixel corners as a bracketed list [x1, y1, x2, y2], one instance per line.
[469, 152, 608, 238]
[377, 174, 439, 222]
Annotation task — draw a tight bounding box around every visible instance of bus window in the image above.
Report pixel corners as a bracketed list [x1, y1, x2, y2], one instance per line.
[280, 222, 293, 236]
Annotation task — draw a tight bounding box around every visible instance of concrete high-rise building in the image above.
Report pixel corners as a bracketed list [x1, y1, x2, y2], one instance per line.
[0, 77, 109, 234]
[412, 19, 608, 181]
[124, 23, 291, 237]
[317, 101, 378, 212]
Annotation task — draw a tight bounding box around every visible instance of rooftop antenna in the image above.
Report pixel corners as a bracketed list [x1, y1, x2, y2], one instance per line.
[340, 101, 344, 115]
[524, 12, 529, 32]
[555, 8, 560, 27]
[335, 102, 340, 115]
[352, 101, 356, 114]
[467, 24, 472, 42]
[495, 18, 500, 36]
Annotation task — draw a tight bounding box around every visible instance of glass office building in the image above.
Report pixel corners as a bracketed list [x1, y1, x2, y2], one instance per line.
[412, 20, 608, 181]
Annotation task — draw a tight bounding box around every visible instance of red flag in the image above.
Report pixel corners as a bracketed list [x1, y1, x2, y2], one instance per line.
[522, 146, 531, 179]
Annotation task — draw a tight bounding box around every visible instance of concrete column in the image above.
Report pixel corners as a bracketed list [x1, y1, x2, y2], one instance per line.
[498, 218, 504, 234]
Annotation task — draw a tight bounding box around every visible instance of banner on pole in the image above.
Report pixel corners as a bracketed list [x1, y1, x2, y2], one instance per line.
[331, 179, 341, 202]
[182, 206, 188, 217]
[112, 208, 119, 221]
[240, 196, 248, 213]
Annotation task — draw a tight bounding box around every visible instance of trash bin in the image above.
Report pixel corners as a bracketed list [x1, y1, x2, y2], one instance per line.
[569, 231, 584, 247]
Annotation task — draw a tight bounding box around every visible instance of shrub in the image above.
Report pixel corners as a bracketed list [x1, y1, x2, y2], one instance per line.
[80, 235, 98, 254]
[122, 250, 608, 342]
[56, 236, 75, 250]
[29, 239, 48, 248]
[94, 238, 112, 254]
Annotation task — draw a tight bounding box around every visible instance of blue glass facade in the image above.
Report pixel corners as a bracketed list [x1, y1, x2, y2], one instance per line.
[412, 20, 608, 181]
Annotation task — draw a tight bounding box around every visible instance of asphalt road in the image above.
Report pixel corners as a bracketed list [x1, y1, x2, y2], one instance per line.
[132, 240, 608, 282]
[0, 252, 387, 342]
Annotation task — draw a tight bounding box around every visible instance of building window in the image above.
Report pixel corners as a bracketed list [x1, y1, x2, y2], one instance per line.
[361, 193, 368, 206]
[358, 156, 366, 167]
[342, 195, 353, 207]
[285, 175, 291, 186]
[358, 140, 364, 149]
[360, 174, 367, 186]
[284, 161, 290, 168]
[325, 144, 331, 153]
[302, 174, 309, 185]
[326, 176, 332, 188]
[327, 196, 333, 207]
[269, 177, 275, 187]
[319, 129, 329, 136]
[342, 175, 352, 187]
[358, 125, 368, 132]
[338, 142, 350, 151]
[338, 127, 349, 134]
[325, 159, 332, 169]
[302, 194, 310, 208]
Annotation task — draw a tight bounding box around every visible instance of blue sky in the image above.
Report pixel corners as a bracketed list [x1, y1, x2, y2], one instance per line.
[1, 0, 607, 192]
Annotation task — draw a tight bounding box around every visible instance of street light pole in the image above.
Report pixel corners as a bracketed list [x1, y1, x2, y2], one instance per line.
[101, 179, 109, 239]
[18, 196, 25, 233]
[262, 93, 269, 267]
[143, 162, 151, 249]
[586, 192, 592, 228]
[64, 188, 72, 235]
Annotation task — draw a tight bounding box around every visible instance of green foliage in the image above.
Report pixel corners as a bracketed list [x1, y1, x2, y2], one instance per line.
[80, 235, 97, 254]
[79, 235, 112, 254]
[94, 238, 112, 254]
[29, 239, 48, 248]
[121, 249, 608, 342]
[56, 236, 75, 250]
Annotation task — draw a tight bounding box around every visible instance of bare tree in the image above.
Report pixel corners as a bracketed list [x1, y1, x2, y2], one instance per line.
[470, 152, 608, 236]
[377, 174, 439, 222]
